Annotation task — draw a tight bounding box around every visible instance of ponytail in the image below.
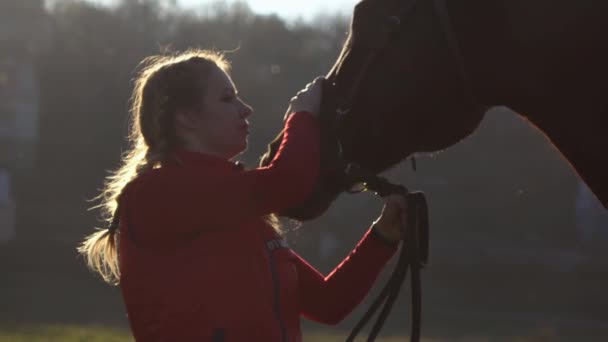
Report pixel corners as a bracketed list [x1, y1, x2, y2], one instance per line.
[77, 206, 121, 285]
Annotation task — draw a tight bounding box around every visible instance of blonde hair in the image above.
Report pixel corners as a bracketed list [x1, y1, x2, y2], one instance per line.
[77, 48, 265, 285]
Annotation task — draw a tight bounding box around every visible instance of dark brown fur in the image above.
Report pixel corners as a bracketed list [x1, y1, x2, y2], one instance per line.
[261, 0, 608, 220]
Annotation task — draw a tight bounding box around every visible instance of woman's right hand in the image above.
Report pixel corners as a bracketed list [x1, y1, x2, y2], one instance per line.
[372, 194, 408, 243]
[284, 76, 325, 120]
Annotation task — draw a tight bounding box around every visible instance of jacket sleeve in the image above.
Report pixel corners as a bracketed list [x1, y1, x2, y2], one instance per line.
[127, 111, 320, 239]
[296, 226, 398, 325]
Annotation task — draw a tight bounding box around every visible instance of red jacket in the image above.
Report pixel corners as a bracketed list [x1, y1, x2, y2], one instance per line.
[118, 112, 397, 341]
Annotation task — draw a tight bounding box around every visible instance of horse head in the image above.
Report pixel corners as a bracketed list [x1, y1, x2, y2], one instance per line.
[260, 0, 486, 221]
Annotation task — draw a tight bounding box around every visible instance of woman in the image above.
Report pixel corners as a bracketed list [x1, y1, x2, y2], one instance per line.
[78, 49, 408, 341]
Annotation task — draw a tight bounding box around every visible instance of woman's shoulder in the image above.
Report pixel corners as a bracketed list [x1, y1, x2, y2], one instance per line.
[127, 163, 224, 195]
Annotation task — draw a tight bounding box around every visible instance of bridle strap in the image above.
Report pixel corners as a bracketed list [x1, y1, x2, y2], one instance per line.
[433, 0, 482, 113]
[335, 0, 420, 115]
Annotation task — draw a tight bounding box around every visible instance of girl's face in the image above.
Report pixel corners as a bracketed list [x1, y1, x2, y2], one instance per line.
[186, 66, 253, 159]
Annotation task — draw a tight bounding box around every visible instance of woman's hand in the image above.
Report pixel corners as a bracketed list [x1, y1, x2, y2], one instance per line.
[372, 194, 408, 243]
[284, 76, 325, 120]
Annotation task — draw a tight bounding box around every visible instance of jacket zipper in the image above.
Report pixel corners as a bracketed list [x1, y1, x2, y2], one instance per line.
[267, 248, 288, 342]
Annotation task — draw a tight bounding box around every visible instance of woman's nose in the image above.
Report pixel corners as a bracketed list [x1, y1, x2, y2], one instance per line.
[240, 101, 253, 118]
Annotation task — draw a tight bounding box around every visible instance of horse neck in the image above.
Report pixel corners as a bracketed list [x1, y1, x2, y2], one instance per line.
[448, 0, 608, 127]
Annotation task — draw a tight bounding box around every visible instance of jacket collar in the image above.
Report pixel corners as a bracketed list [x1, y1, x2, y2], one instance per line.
[171, 148, 245, 171]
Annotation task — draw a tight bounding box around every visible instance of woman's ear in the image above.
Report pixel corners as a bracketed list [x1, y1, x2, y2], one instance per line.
[175, 109, 200, 130]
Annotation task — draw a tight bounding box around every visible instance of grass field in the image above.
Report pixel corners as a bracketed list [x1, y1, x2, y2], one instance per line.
[0, 325, 560, 342]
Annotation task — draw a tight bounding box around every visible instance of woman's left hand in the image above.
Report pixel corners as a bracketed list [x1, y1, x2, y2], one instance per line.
[372, 194, 408, 243]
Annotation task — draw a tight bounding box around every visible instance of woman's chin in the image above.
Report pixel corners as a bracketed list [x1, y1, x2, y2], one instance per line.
[229, 143, 248, 159]
[238, 141, 248, 154]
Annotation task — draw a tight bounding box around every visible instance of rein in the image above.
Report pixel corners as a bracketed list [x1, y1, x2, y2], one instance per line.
[344, 165, 429, 342]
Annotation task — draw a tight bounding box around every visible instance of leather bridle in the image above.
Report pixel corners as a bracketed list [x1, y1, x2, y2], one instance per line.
[317, 0, 481, 341]
[324, 0, 480, 192]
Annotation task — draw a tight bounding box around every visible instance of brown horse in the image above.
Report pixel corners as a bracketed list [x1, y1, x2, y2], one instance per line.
[261, 0, 608, 221]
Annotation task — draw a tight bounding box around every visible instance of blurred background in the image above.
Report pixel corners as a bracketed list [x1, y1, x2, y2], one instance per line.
[1, 0, 607, 341]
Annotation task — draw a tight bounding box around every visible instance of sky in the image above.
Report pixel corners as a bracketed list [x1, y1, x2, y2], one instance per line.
[90, 0, 359, 21]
